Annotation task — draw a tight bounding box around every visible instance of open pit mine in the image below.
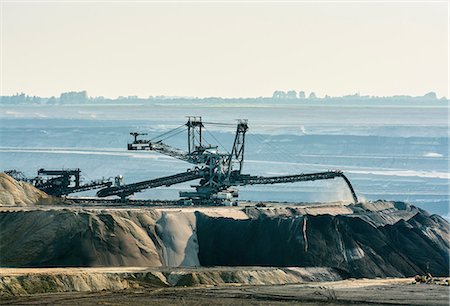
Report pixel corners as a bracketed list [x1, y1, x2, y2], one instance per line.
[0, 118, 449, 305]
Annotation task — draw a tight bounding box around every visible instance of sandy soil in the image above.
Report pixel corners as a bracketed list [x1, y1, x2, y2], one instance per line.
[1, 201, 448, 277]
[0, 266, 345, 295]
[1, 278, 448, 305]
[0, 173, 60, 206]
[1, 267, 448, 305]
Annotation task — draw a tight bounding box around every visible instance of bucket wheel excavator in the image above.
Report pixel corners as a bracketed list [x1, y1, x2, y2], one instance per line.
[97, 117, 358, 204]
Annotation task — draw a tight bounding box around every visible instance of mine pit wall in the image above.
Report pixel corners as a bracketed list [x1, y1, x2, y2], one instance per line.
[0, 205, 448, 279]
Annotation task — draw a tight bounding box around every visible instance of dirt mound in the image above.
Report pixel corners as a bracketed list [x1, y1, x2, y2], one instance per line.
[0, 173, 58, 206]
[196, 210, 449, 278]
[0, 267, 343, 296]
[0, 210, 163, 267]
[0, 202, 448, 278]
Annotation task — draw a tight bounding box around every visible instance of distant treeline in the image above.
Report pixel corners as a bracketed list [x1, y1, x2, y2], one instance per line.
[0, 90, 446, 105]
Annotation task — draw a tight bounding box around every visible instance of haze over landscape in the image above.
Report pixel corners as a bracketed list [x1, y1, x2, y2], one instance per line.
[1, 2, 448, 98]
[0, 2, 449, 305]
[0, 1, 448, 216]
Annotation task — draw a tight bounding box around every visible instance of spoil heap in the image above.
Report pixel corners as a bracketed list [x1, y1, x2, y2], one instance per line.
[0, 173, 448, 278]
[0, 173, 60, 206]
[0, 200, 448, 278]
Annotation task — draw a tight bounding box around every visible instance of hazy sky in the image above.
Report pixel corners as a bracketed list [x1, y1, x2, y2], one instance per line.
[1, 1, 448, 98]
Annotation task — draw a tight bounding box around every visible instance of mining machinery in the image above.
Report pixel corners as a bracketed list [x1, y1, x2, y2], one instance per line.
[97, 117, 358, 204]
[5, 168, 112, 197]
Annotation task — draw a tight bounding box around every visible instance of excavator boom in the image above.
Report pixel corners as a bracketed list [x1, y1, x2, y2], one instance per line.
[116, 118, 360, 204]
[128, 140, 192, 162]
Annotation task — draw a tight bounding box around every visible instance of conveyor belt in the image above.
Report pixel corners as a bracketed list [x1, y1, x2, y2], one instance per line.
[96, 170, 203, 198]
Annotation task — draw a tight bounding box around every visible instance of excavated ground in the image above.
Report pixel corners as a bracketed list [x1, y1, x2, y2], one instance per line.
[1, 201, 448, 278]
[1, 273, 449, 305]
[0, 174, 449, 304]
